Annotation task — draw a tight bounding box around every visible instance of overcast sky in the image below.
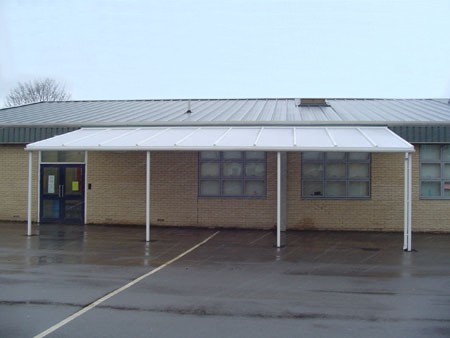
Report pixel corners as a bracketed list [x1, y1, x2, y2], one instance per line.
[1, 0, 450, 103]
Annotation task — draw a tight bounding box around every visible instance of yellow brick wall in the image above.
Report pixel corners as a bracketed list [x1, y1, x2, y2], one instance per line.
[86, 151, 277, 228]
[1, 146, 449, 232]
[151, 151, 198, 226]
[0, 145, 38, 222]
[86, 151, 146, 224]
[287, 152, 406, 231]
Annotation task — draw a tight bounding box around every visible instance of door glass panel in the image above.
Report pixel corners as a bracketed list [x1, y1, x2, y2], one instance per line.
[41, 165, 85, 223]
[42, 200, 60, 219]
[65, 168, 83, 196]
[64, 200, 83, 220]
[43, 167, 59, 195]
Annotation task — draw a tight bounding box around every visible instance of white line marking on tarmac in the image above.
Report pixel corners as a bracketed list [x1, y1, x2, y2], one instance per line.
[34, 231, 220, 338]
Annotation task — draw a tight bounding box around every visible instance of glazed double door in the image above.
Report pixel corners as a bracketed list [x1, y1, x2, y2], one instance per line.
[40, 165, 85, 223]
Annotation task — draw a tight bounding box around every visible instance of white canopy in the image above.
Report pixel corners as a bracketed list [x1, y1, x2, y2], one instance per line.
[25, 125, 414, 251]
[26, 126, 414, 152]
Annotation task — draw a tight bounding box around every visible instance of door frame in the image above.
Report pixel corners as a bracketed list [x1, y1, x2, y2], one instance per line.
[39, 164, 86, 224]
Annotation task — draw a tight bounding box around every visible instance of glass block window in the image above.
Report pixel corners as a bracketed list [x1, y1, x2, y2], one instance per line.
[420, 145, 450, 199]
[199, 151, 266, 197]
[302, 152, 371, 198]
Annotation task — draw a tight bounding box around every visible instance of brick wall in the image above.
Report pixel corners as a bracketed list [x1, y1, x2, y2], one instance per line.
[151, 151, 198, 226]
[86, 151, 277, 228]
[0, 145, 38, 222]
[1, 146, 449, 232]
[287, 152, 406, 231]
[86, 151, 146, 224]
[196, 152, 277, 229]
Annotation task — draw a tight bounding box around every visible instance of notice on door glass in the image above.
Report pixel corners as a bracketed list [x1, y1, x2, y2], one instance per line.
[48, 175, 55, 194]
[72, 181, 79, 192]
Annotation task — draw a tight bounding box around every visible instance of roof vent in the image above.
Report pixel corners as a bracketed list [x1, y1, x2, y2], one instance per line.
[298, 98, 329, 107]
[185, 100, 192, 114]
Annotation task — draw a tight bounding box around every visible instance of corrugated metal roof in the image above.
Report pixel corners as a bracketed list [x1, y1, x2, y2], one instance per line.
[390, 126, 450, 143]
[1, 98, 450, 127]
[0, 126, 79, 144]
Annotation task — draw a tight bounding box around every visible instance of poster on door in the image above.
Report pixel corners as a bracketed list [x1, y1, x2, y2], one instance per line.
[48, 175, 55, 194]
[72, 181, 79, 192]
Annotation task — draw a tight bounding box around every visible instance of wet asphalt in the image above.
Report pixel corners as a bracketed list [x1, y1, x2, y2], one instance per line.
[0, 222, 449, 338]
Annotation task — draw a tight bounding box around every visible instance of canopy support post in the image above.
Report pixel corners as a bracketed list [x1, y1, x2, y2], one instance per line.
[276, 152, 287, 248]
[146, 151, 151, 242]
[404, 152, 412, 251]
[408, 152, 412, 251]
[27, 151, 33, 236]
[277, 152, 281, 248]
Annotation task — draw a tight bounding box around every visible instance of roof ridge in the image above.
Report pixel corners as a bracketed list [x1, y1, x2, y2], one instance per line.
[33, 98, 450, 103]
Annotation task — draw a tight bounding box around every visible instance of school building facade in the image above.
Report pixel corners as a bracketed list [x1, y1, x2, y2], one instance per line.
[1, 98, 449, 249]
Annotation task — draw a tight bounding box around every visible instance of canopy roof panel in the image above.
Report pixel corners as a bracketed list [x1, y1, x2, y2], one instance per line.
[26, 126, 414, 153]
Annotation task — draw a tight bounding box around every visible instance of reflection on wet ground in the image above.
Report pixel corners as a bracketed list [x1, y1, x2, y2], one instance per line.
[0, 222, 449, 338]
[2, 223, 216, 267]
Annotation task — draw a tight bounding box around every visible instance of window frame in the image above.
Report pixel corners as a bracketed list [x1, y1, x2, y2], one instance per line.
[198, 151, 267, 198]
[420, 144, 450, 199]
[40, 151, 86, 164]
[301, 152, 371, 199]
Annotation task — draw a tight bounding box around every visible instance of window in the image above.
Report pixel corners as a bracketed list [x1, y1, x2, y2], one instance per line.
[420, 145, 450, 199]
[41, 151, 85, 163]
[199, 151, 266, 197]
[302, 152, 371, 198]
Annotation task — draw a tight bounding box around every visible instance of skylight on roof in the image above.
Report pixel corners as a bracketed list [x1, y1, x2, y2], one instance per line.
[298, 98, 329, 107]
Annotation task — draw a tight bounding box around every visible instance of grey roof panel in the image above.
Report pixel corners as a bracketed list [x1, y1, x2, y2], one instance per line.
[0, 126, 79, 143]
[390, 126, 450, 143]
[1, 99, 450, 127]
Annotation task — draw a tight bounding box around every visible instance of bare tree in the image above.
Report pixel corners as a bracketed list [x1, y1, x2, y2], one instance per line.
[4, 78, 71, 107]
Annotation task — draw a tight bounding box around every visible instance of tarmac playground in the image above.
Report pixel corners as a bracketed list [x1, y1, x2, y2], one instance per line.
[0, 222, 449, 338]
